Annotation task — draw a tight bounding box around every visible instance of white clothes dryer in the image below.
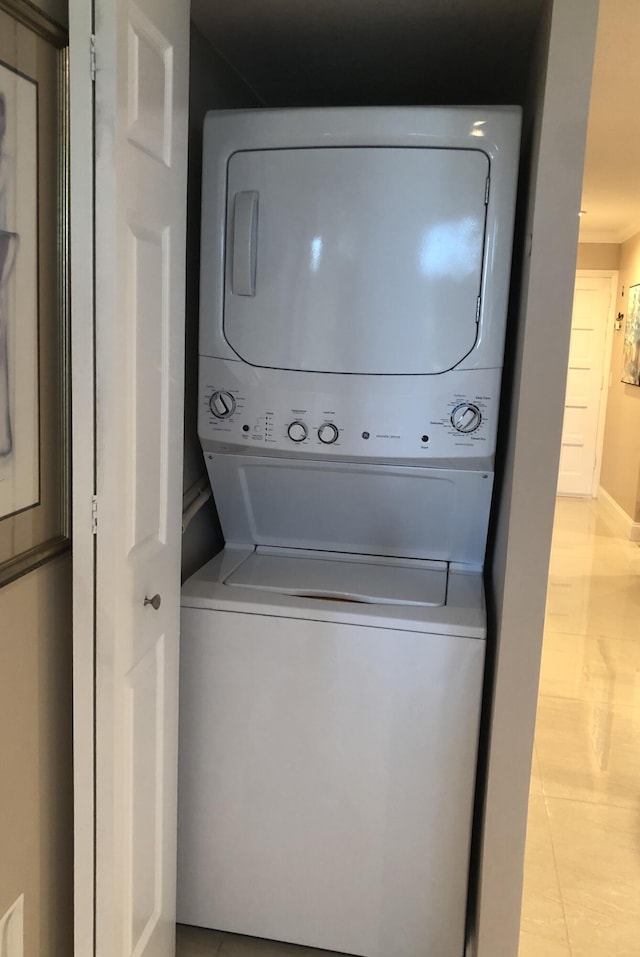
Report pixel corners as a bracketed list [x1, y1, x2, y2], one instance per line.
[177, 546, 486, 957]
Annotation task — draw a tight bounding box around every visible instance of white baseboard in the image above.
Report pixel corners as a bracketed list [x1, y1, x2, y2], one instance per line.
[597, 486, 640, 541]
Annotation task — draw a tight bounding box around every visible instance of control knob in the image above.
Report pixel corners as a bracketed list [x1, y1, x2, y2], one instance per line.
[209, 390, 236, 419]
[451, 403, 482, 433]
[287, 421, 308, 443]
[318, 423, 339, 444]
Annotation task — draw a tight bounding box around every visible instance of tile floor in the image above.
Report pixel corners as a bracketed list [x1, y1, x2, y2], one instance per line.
[519, 496, 640, 957]
[176, 925, 351, 957]
[176, 496, 640, 957]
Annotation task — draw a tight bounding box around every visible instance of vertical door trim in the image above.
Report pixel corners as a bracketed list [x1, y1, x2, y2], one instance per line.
[70, 0, 97, 953]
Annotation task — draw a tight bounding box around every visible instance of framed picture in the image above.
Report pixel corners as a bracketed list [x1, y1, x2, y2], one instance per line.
[622, 283, 640, 386]
[0, 0, 69, 586]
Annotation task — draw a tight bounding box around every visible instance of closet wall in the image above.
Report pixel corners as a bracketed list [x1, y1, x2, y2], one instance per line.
[0, 3, 72, 955]
[181, 26, 260, 580]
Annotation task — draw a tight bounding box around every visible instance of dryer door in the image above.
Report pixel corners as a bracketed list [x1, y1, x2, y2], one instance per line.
[223, 147, 489, 375]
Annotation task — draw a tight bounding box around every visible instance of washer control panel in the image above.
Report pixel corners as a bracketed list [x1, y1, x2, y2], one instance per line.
[199, 357, 501, 467]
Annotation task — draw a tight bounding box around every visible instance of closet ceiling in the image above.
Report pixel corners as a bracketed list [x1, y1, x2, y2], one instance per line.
[190, 0, 545, 106]
[192, 0, 639, 242]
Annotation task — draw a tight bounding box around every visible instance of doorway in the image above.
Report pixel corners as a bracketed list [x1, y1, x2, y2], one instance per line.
[557, 271, 616, 498]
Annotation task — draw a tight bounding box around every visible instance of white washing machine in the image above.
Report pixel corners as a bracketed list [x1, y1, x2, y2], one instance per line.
[177, 107, 521, 957]
[178, 547, 485, 957]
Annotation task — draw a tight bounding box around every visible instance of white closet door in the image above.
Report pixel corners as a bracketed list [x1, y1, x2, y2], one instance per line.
[92, 1, 189, 955]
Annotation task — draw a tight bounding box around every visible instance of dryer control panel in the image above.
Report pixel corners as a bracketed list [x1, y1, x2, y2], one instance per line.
[199, 357, 501, 470]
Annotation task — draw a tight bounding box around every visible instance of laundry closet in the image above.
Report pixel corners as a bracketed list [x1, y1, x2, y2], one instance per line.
[70, 2, 599, 957]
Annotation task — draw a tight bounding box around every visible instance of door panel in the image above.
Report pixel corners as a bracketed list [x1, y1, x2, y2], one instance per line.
[125, 636, 165, 952]
[93, 1, 189, 955]
[558, 276, 612, 496]
[129, 222, 169, 549]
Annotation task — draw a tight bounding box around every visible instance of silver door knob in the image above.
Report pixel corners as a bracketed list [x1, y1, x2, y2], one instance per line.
[144, 593, 161, 610]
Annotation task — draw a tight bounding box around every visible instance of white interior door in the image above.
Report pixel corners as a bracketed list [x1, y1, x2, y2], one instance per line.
[557, 274, 614, 497]
[92, 1, 189, 954]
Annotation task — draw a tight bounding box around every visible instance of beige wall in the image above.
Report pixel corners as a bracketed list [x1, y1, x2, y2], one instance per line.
[0, 555, 73, 957]
[599, 230, 640, 520]
[577, 241, 620, 270]
[0, 3, 72, 956]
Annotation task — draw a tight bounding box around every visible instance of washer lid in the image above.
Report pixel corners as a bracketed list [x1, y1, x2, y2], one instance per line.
[224, 547, 448, 607]
[224, 147, 489, 375]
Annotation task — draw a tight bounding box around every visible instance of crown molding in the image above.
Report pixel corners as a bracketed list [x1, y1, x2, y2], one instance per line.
[579, 223, 640, 245]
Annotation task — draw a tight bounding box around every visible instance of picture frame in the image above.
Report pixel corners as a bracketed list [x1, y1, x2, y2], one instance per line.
[0, 0, 69, 587]
[622, 282, 640, 386]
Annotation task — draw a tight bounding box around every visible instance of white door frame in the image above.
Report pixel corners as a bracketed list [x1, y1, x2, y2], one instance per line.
[70, 2, 96, 954]
[571, 269, 618, 497]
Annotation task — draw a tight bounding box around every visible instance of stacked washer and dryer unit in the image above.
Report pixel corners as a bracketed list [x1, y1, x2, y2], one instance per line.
[177, 107, 520, 957]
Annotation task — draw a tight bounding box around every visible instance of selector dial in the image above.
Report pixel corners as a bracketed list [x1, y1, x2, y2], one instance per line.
[287, 421, 308, 443]
[318, 423, 339, 444]
[451, 403, 482, 433]
[210, 390, 236, 419]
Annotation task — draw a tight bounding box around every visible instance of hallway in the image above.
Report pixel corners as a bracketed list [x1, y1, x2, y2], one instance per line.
[519, 496, 640, 957]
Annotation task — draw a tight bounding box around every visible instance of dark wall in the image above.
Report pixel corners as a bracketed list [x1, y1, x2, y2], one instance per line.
[181, 25, 262, 581]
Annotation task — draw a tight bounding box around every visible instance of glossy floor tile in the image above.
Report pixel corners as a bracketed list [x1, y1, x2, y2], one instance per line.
[519, 496, 640, 957]
[177, 924, 224, 956]
[519, 794, 571, 957]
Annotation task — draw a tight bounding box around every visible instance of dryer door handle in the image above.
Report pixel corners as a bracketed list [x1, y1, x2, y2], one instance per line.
[231, 190, 259, 296]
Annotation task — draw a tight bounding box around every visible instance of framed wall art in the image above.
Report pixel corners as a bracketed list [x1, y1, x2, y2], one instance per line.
[622, 283, 640, 386]
[0, 0, 69, 586]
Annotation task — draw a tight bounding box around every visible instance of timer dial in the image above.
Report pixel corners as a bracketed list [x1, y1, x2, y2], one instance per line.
[287, 421, 308, 443]
[318, 423, 339, 444]
[451, 403, 482, 433]
[210, 390, 236, 419]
